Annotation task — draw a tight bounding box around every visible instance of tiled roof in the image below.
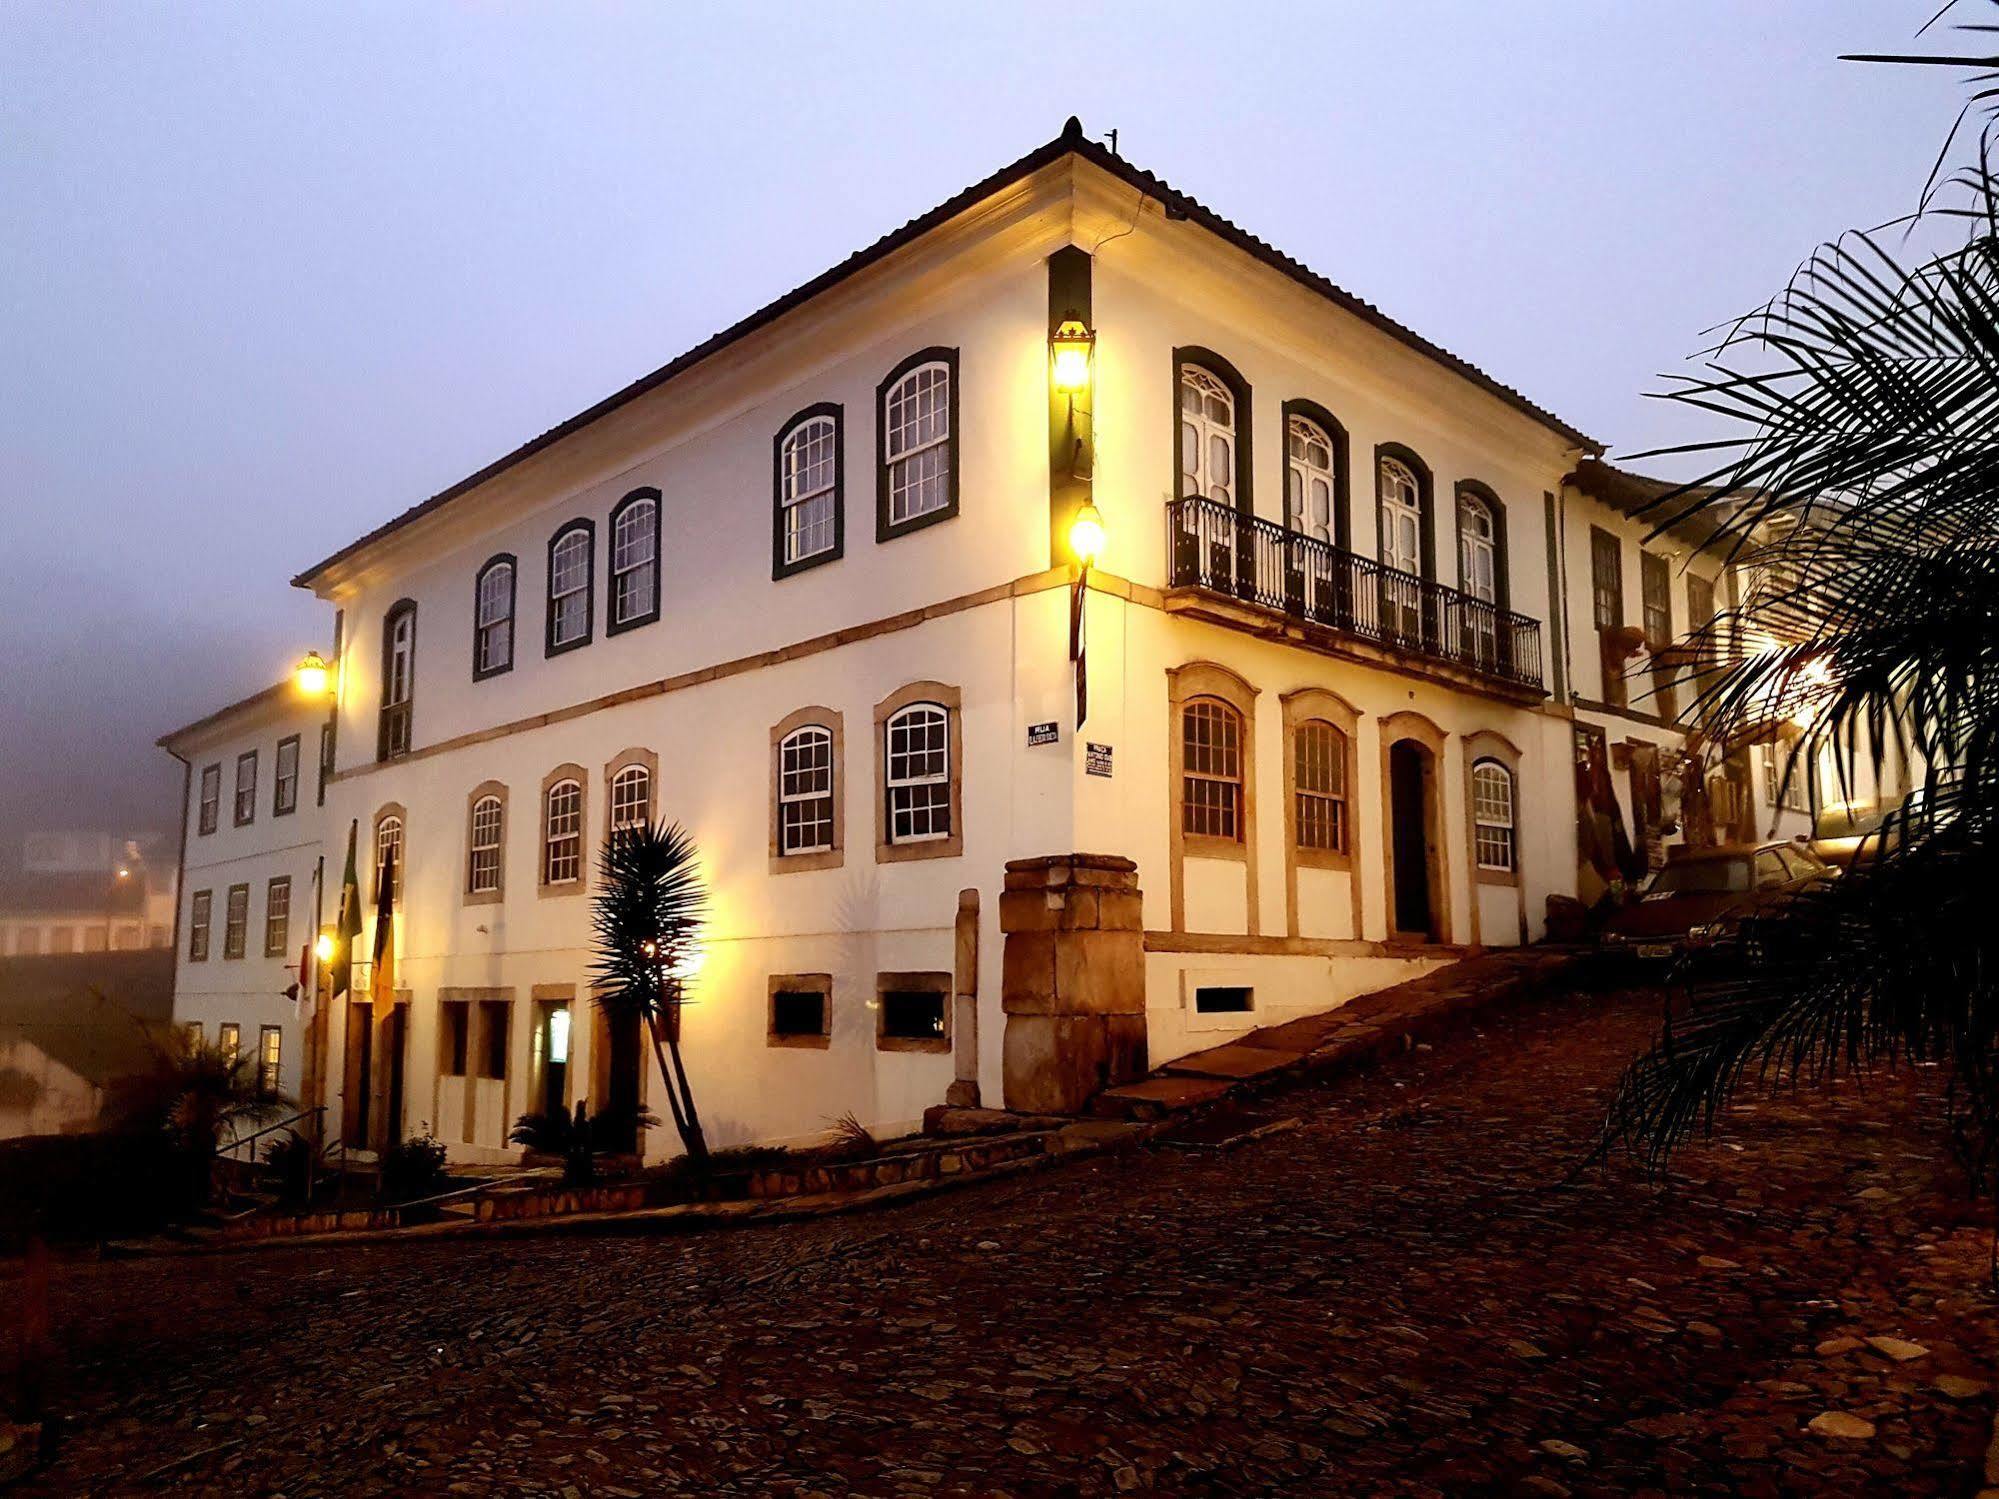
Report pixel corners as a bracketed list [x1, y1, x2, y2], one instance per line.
[156, 679, 294, 754]
[293, 119, 1600, 590]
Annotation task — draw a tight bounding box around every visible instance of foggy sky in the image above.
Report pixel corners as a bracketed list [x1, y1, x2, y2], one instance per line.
[0, 3, 1948, 853]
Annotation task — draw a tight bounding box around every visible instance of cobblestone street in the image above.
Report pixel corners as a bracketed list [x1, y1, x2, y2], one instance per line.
[6, 983, 1996, 1497]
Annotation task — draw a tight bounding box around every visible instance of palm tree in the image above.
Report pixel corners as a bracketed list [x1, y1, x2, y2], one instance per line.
[104, 1023, 291, 1208]
[590, 818, 710, 1169]
[1597, 38, 1999, 1194]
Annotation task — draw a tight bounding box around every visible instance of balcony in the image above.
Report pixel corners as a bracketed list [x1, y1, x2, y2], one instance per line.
[1164, 496, 1546, 696]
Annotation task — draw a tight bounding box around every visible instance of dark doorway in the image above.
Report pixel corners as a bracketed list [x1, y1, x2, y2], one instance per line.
[538, 1004, 571, 1118]
[384, 1005, 408, 1148]
[594, 1007, 644, 1153]
[1389, 739, 1433, 938]
[342, 1000, 372, 1149]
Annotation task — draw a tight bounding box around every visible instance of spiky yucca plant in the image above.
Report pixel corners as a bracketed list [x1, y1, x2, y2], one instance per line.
[590, 818, 710, 1169]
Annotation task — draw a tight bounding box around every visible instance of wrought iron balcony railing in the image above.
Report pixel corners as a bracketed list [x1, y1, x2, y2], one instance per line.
[1166, 495, 1545, 692]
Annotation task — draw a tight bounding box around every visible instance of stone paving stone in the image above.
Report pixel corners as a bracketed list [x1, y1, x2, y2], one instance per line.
[1159, 1043, 1302, 1080]
[2, 983, 1994, 1496]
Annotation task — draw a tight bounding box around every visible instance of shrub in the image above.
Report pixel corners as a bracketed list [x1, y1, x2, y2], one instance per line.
[380, 1133, 448, 1202]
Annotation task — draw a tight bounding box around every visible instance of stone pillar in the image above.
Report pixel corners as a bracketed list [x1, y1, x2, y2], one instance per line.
[1000, 854, 1147, 1114]
[946, 889, 981, 1108]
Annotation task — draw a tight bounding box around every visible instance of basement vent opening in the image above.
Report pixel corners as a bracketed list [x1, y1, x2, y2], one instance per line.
[1194, 985, 1254, 1015]
[771, 989, 827, 1038]
[880, 989, 947, 1040]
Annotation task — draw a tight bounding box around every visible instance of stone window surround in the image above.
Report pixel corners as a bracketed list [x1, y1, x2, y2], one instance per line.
[538, 763, 589, 897]
[875, 969, 951, 1054]
[463, 780, 508, 906]
[1461, 729, 1528, 950]
[1280, 686, 1363, 942]
[770, 707, 845, 874]
[1166, 661, 1260, 936]
[603, 746, 659, 834]
[767, 971, 833, 1049]
[1377, 710, 1450, 945]
[873, 682, 963, 864]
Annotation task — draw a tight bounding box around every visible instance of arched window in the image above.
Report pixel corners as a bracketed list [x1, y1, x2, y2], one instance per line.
[1180, 367, 1235, 506]
[609, 764, 652, 834]
[776, 409, 841, 572]
[379, 601, 417, 760]
[1181, 698, 1244, 840]
[542, 778, 583, 885]
[374, 813, 404, 903]
[473, 556, 515, 680]
[778, 725, 836, 855]
[1379, 458, 1423, 576]
[1458, 491, 1497, 604]
[880, 352, 957, 534]
[546, 522, 593, 654]
[608, 491, 659, 633]
[467, 795, 504, 894]
[1471, 760, 1516, 872]
[884, 703, 951, 843]
[1286, 415, 1335, 542]
[1293, 720, 1348, 852]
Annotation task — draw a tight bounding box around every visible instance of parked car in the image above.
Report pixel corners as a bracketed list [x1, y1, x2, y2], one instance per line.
[1600, 840, 1832, 964]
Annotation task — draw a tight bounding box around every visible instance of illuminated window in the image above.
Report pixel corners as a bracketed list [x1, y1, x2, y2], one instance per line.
[543, 779, 583, 885]
[882, 357, 954, 529]
[1180, 366, 1235, 505]
[258, 1025, 282, 1097]
[778, 412, 840, 568]
[218, 1022, 240, 1065]
[468, 795, 504, 894]
[778, 726, 835, 855]
[1293, 720, 1347, 852]
[884, 704, 951, 843]
[1472, 760, 1516, 872]
[609, 492, 659, 631]
[474, 556, 515, 678]
[1182, 699, 1244, 840]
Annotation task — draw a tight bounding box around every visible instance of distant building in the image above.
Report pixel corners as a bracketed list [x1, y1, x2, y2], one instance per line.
[158, 682, 329, 1107]
[0, 831, 175, 957]
[0, 949, 175, 1139]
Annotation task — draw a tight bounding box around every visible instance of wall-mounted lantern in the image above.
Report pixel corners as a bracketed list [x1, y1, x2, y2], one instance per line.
[294, 650, 331, 698]
[1051, 315, 1095, 394]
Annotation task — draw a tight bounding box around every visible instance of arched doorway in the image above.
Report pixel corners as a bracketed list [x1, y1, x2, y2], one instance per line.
[1388, 740, 1435, 938]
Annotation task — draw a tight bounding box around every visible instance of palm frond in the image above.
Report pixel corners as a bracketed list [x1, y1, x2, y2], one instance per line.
[588, 818, 707, 1024]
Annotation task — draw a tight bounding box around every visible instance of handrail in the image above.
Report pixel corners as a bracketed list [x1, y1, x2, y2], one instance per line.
[1165, 495, 1545, 691]
[219, 1105, 325, 1161]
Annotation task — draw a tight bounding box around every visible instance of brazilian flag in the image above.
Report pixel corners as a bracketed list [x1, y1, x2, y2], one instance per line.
[331, 820, 362, 998]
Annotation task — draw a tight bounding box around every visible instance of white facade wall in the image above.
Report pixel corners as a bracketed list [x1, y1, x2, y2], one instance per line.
[167, 691, 327, 1105]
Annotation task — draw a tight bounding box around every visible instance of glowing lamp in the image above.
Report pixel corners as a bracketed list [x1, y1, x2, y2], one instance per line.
[1051, 316, 1095, 392]
[294, 650, 331, 698]
[1068, 501, 1105, 567]
[314, 932, 335, 963]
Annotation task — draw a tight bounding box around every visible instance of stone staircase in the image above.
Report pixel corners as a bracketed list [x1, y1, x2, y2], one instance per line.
[1093, 945, 1585, 1122]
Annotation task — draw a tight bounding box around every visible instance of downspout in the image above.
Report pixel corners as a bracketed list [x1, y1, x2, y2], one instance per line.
[163, 748, 191, 996]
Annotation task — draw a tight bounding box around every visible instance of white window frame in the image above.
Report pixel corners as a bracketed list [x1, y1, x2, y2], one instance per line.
[1472, 760, 1516, 872]
[543, 779, 583, 885]
[610, 497, 658, 628]
[1286, 414, 1334, 542]
[1458, 493, 1497, 605]
[264, 875, 290, 957]
[608, 765, 652, 834]
[374, 814, 403, 903]
[1180, 366, 1235, 506]
[476, 559, 514, 674]
[468, 795, 504, 894]
[1378, 458, 1423, 577]
[780, 415, 839, 565]
[198, 764, 221, 835]
[884, 363, 952, 527]
[778, 725, 836, 855]
[884, 704, 951, 844]
[234, 751, 257, 827]
[273, 736, 300, 816]
[223, 884, 249, 960]
[548, 526, 592, 650]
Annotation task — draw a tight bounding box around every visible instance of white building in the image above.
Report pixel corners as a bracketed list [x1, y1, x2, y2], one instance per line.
[0, 831, 175, 957]
[159, 681, 329, 1104]
[162, 121, 1828, 1163]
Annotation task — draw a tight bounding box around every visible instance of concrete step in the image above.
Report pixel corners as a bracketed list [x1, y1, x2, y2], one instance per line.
[1161, 1043, 1303, 1082]
[1092, 1076, 1234, 1120]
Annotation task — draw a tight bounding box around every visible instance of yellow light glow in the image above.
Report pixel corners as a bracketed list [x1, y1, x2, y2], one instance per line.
[294, 650, 331, 698]
[1068, 501, 1105, 566]
[1051, 316, 1094, 392]
[116, 867, 131, 880]
[314, 933, 335, 963]
[547, 1007, 571, 1064]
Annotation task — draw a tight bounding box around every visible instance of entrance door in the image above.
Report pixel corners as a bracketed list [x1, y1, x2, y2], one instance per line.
[384, 1006, 407, 1149]
[1389, 740, 1433, 938]
[342, 1000, 373, 1149]
[538, 1003, 571, 1117]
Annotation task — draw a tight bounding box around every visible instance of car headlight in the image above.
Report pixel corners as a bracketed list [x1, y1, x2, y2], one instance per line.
[1687, 923, 1721, 946]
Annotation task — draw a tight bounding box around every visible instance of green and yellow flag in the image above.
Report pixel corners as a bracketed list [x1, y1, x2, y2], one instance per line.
[331, 820, 362, 999]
